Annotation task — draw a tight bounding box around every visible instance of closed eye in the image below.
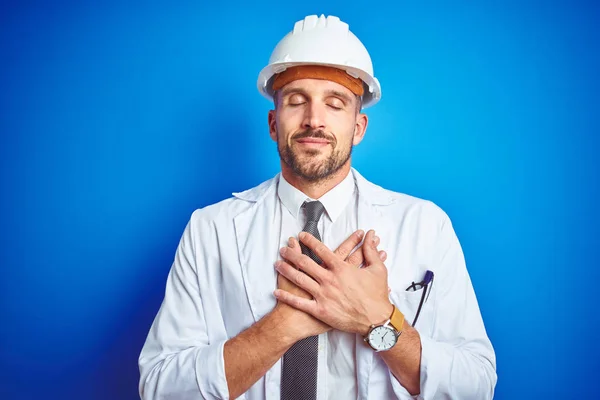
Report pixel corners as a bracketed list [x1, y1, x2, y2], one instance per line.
[287, 93, 307, 107]
[326, 97, 346, 110]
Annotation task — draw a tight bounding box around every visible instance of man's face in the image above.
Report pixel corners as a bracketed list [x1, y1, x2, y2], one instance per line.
[268, 78, 368, 182]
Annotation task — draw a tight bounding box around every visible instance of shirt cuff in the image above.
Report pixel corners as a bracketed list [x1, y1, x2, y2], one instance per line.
[195, 339, 235, 399]
[388, 335, 452, 400]
[388, 374, 420, 400]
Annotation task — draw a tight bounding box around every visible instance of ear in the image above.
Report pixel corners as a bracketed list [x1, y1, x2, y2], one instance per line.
[352, 112, 368, 145]
[268, 109, 277, 142]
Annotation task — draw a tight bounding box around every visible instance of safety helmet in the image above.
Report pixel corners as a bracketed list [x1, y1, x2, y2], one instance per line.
[257, 15, 381, 108]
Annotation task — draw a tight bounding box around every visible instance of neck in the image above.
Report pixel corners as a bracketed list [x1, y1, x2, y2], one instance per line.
[280, 161, 352, 199]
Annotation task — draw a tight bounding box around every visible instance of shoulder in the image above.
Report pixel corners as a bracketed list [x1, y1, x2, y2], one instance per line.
[386, 191, 452, 237]
[355, 170, 450, 234]
[354, 169, 451, 226]
[390, 189, 448, 222]
[188, 174, 279, 227]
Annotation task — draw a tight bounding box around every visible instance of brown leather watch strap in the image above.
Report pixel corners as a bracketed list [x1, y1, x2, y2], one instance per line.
[390, 305, 405, 333]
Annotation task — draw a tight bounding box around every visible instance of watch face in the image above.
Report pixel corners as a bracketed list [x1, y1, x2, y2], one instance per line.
[368, 325, 397, 351]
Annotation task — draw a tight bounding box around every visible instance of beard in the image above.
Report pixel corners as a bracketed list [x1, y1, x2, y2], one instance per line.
[277, 128, 353, 182]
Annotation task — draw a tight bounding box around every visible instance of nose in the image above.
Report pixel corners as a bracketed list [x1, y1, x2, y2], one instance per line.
[302, 101, 327, 130]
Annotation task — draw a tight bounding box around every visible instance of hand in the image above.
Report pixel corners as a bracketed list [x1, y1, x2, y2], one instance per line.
[274, 230, 393, 336]
[274, 237, 330, 341]
[274, 230, 387, 341]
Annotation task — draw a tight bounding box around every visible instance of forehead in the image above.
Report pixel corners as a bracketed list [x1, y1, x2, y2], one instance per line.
[279, 78, 356, 100]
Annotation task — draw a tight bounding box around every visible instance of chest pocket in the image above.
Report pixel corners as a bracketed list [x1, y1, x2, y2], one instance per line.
[389, 281, 436, 338]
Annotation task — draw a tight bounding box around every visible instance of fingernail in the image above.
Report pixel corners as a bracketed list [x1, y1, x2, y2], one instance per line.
[299, 232, 307, 240]
[288, 237, 295, 247]
[357, 230, 364, 238]
[274, 260, 281, 269]
[280, 247, 287, 256]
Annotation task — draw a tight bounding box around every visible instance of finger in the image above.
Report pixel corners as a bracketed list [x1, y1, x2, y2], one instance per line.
[275, 259, 320, 294]
[347, 235, 380, 267]
[334, 230, 364, 260]
[362, 230, 382, 267]
[346, 249, 363, 267]
[273, 288, 318, 315]
[288, 237, 302, 254]
[280, 246, 329, 283]
[298, 232, 342, 270]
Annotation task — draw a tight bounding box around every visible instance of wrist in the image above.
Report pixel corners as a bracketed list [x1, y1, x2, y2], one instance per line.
[363, 304, 405, 352]
[270, 304, 305, 346]
[361, 301, 394, 336]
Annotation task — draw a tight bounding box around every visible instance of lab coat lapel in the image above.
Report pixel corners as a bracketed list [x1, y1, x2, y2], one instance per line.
[353, 168, 397, 400]
[233, 175, 281, 323]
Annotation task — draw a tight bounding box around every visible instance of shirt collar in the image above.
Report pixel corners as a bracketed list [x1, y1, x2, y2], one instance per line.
[277, 171, 356, 223]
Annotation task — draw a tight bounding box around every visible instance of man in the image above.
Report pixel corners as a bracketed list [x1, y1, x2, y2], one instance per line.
[139, 14, 497, 400]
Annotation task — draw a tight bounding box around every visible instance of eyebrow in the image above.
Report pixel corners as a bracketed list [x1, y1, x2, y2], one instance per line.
[280, 87, 354, 105]
[280, 87, 309, 99]
[324, 89, 353, 105]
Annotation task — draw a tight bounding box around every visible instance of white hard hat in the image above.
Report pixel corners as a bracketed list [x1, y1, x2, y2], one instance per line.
[257, 15, 381, 108]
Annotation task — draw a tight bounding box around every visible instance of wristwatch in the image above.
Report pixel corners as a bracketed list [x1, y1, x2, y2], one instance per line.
[364, 305, 405, 352]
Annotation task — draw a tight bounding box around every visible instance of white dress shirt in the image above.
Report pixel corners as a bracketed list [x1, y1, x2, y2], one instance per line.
[139, 168, 497, 400]
[277, 172, 358, 400]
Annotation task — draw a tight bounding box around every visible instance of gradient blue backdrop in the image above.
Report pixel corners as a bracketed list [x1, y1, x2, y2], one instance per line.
[1, 1, 598, 399]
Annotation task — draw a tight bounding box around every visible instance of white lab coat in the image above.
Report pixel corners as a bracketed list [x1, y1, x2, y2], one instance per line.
[139, 169, 497, 400]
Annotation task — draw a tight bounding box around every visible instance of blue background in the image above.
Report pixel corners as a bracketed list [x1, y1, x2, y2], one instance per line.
[1, 1, 598, 399]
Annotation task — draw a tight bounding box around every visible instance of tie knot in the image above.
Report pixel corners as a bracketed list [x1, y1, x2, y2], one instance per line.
[303, 200, 325, 223]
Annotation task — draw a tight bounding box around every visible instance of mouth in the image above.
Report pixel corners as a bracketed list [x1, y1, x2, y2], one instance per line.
[295, 138, 331, 148]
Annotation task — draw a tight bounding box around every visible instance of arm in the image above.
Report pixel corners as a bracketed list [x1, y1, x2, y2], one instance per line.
[224, 263, 331, 399]
[378, 323, 422, 395]
[138, 217, 231, 400]
[223, 299, 324, 399]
